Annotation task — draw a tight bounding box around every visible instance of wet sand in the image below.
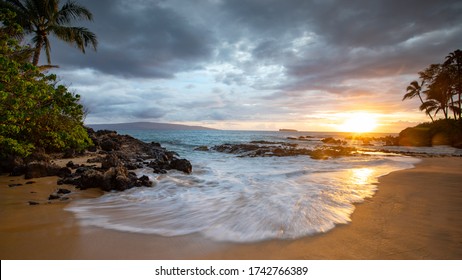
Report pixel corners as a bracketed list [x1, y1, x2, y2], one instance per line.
[1, 157, 461, 259]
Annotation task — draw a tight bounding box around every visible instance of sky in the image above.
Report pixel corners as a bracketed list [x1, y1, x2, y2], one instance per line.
[44, 0, 462, 132]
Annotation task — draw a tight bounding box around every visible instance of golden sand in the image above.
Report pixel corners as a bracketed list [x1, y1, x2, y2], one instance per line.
[1, 157, 461, 259]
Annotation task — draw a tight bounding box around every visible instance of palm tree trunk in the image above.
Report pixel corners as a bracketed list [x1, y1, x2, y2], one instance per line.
[459, 91, 462, 120]
[451, 95, 457, 119]
[418, 93, 435, 122]
[458, 66, 462, 120]
[455, 57, 462, 120]
[32, 36, 43, 66]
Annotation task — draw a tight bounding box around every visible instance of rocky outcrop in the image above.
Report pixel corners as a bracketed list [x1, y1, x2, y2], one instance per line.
[208, 143, 357, 159]
[7, 128, 192, 192]
[169, 158, 193, 174]
[398, 127, 432, 147]
[0, 155, 23, 174]
[287, 136, 318, 141]
[309, 146, 357, 160]
[397, 119, 462, 148]
[59, 129, 193, 191]
[321, 137, 347, 145]
[100, 139, 120, 151]
[24, 162, 71, 179]
[58, 155, 155, 191]
[85, 129, 191, 174]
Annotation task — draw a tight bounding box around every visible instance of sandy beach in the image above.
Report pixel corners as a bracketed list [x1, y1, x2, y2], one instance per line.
[1, 157, 461, 260]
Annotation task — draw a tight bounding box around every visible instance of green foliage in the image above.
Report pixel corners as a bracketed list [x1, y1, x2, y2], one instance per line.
[415, 119, 462, 145]
[399, 119, 462, 147]
[0, 12, 92, 159]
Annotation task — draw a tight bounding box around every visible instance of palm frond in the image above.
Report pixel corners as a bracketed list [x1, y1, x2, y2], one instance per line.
[410, 80, 420, 89]
[38, 64, 59, 71]
[402, 91, 415, 101]
[57, 0, 93, 25]
[52, 25, 97, 52]
[419, 100, 438, 112]
[10, 47, 34, 63]
[1, 0, 33, 31]
[2, 0, 97, 65]
[26, 0, 42, 19]
[403, 80, 420, 100]
[402, 93, 411, 101]
[2, 0, 27, 11]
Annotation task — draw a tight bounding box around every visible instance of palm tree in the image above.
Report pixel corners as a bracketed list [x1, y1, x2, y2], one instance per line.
[419, 100, 443, 119]
[1, 0, 97, 66]
[444, 49, 462, 120]
[403, 80, 434, 122]
[421, 87, 450, 120]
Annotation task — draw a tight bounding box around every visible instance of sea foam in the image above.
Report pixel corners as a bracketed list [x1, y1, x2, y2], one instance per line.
[66, 130, 420, 242]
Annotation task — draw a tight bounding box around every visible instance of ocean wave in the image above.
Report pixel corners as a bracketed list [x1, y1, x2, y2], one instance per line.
[66, 149, 419, 242]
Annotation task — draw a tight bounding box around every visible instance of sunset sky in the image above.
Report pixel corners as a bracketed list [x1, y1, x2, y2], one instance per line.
[46, 0, 462, 132]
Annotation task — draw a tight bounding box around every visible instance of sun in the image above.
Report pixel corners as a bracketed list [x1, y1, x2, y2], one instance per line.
[338, 112, 378, 133]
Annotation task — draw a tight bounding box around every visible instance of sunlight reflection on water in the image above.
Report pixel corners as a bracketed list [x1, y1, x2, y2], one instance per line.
[350, 168, 374, 186]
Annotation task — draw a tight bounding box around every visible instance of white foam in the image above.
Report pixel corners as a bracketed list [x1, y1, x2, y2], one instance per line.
[66, 151, 419, 242]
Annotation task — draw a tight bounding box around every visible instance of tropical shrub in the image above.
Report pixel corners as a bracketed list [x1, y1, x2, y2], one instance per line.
[398, 119, 462, 147]
[0, 11, 91, 159]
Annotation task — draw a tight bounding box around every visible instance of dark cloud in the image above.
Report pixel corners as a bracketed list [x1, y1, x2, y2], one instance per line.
[220, 0, 461, 47]
[307, 0, 462, 48]
[50, 0, 215, 78]
[41, 0, 462, 128]
[215, 0, 462, 91]
[50, 0, 462, 83]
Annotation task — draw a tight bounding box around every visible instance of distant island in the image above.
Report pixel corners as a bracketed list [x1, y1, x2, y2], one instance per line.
[87, 122, 216, 131]
[279, 129, 298, 132]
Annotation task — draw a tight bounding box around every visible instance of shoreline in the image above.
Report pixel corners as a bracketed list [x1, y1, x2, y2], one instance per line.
[1, 157, 461, 259]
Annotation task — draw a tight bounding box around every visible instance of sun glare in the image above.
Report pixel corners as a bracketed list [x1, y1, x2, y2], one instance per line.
[339, 112, 378, 133]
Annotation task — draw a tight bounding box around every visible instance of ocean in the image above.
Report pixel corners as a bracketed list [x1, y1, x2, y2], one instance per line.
[66, 130, 459, 242]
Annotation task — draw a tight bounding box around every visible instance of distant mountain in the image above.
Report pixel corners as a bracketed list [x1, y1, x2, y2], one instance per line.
[279, 128, 298, 132]
[87, 122, 216, 131]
